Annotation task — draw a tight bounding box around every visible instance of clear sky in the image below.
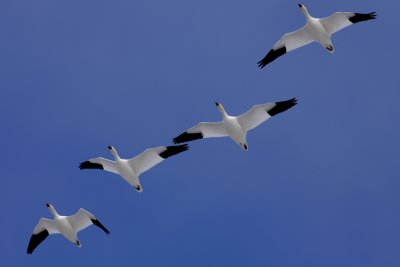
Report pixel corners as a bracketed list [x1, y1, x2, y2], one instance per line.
[1, 0, 399, 266]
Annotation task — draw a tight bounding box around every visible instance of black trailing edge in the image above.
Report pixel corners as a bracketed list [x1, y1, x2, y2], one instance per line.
[349, 12, 376, 24]
[79, 161, 103, 170]
[257, 46, 287, 69]
[27, 230, 49, 254]
[173, 132, 203, 144]
[159, 144, 189, 159]
[91, 219, 110, 235]
[267, 98, 297, 116]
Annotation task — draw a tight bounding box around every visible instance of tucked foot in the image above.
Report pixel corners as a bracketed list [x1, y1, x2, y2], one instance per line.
[325, 45, 334, 53]
[135, 185, 143, 192]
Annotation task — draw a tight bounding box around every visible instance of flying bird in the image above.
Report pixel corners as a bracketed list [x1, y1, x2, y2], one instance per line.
[257, 4, 376, 68]
[79, 145, 189, 192]
[27, 204, 109, 254]
[173, 98, 297, 150]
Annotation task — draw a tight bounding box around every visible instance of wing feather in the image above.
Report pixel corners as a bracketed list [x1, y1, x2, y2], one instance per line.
[173, 122, 227, 143]
[320, 12, 376, 35]
[128, 145, 188, 175]
[27, 218, 58, 254]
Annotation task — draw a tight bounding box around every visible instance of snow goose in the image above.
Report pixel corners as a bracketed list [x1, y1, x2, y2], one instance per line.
[257, 4, 376, 68]
[27, 204, 109, 254]
[173, 98, 297, 150]
[79, 144, 189, 192]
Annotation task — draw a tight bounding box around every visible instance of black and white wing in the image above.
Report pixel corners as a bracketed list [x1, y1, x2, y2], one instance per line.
[79, 157, 118, 174]
[27, 218, 59, 254]
[258, 26, 313, 68]
[320, 12, 376, 35]
[173, 122, 228, 144]
[67, 208, 110, 234]
[237, 98, 297, 131]
[128, 145, 189, 175]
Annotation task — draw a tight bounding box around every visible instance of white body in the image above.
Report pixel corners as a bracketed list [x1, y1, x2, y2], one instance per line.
[113, 157, 141, 189]
[54, 214, 79, 245]
[304, 15, 334, 52]
[219, 104, 249, 150]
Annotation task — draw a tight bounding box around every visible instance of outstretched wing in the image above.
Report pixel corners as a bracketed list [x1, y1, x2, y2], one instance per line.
[27, 218, 59, 254]
[258, 26, 313, 68]
[79, 157, 119, 174]
[238, 98, 297, 131]
[128, 145, 189, 175]
[68, 208, 110, 234]
[320, 12, 376, 35]
[173, 122, 228, 144]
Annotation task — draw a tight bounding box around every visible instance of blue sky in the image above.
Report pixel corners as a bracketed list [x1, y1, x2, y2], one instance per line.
[1, 0, 399, 266]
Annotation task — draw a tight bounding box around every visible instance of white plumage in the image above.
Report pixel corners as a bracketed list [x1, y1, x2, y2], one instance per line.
[173, 99, 297, 150]
[80, 145, 189, 192]
[27, 204, 109, 254]
[258, 4, 376, 68]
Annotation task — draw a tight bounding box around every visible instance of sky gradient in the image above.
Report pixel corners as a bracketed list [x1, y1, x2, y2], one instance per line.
[1, 0, 399, 266]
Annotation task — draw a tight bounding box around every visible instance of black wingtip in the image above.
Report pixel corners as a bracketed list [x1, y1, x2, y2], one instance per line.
[79, 161, 104, 170]
[159, 144, 189, 159]
[91, 219, 110, 235]
[173, 132, 203, 144]
[349, 12, 377, 24]
[267, 98, 297, 116]
[27, 230, 49, 254]
[257, 46, 287, 69]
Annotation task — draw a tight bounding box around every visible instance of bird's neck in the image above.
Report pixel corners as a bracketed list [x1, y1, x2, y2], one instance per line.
[301, 9, 312, 21]
[49, 207, 60, 218]
[110, 149, 121, 161]
[218, 106, 229, 119]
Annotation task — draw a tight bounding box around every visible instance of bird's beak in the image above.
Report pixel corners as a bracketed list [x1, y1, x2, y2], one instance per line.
[46, 203, 50, 208]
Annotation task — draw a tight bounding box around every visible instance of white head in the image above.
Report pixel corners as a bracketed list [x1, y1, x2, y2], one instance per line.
[298, 3, 310, 17]
[215, 102, 227, 115]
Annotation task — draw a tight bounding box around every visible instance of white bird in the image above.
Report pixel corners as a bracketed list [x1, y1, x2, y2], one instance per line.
[79, 144, 189, 192]
[27, 204, 109, 254]
[173, 98, 297, 150]
[257, 4, 376, 68]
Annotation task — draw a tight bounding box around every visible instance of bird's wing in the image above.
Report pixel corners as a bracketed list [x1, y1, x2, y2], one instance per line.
[320, 12, 376, 35]
[258, 26, 313, 68]
[173, 122, 228, 144]
[238, 98, 297, 131]
[79, 157, 119, 174]
[67, 208, 110, 234]
[27, 218, 59, 254]
[128, 144, 189, 175]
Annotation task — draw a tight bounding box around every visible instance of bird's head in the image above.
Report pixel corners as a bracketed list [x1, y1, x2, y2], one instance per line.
[215, 102, 225, 113]
[298, 3, 309, 15]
